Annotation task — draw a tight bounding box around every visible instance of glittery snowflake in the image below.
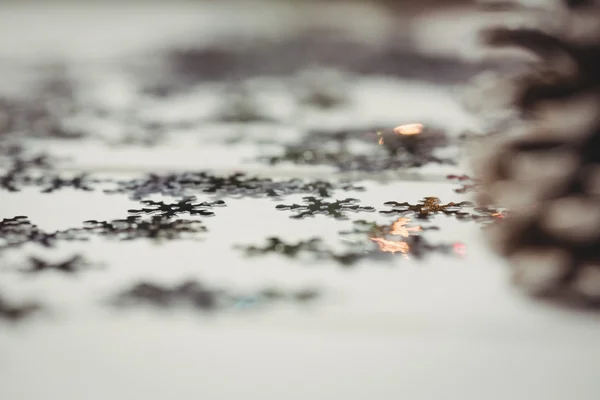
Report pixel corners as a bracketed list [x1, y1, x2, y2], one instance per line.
[276, 196, 375, 220]
[339, 218, 451, 259]
[128, 197, 225, 219]
[380, 197, 475, 221]
[379, 197, 506, 224]
[0, 216, 86, 249]
[341, 218, 439, 238]
[84, 215, 207, 241]
[107, 172, 364, 200]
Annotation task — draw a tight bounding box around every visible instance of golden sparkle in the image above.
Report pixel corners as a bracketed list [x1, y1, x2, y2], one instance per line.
[389, 217, 422, 237]
[369, 237, 410, 254]
[394, 123, 424, 136]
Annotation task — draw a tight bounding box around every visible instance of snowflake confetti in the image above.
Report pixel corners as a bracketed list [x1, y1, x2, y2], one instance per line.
[128, 197, 226, 219]
[276, 196, 375, 220]
[380, 197, 475, 221]
[19, 255, 97, 275]
[107, 172, 364, 200]
[84, 215, 207, 241]
[0, 216, 87, 250]
[113, 280, 321, 312]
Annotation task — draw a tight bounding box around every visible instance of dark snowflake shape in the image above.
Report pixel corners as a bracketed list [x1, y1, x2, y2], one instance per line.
[0, 216, 41, 248]
[113, 280, 320, 312]
[35, 174, 99, 193]
[239, 232, 454, 266]
[128, 197, 225, 218]
[0, 147, 103, 194]
[0, 172, 20, 192]
[0, 216, 37, 237]
[380, 197, 475, 221]
[242, 237, 325, 258]
[25, 229, 88, 248]
[0, 172, 32, 192]
[20, 255, 96, 275]
[107, 171, 364, 200]
[240, 236, 369, 266]
[192, 174, 361, 199]
[114, 280, 225, 310]
[240, 236, 366, 266]
[379, 197, 506, 224]
[173, 173, 250, 196]
[276, 196, 375, 220]
[84, 215, 206, 241]
[0, 216, 86, 249]
[0, 294, 40, 322]
[326, 251, 369, 266]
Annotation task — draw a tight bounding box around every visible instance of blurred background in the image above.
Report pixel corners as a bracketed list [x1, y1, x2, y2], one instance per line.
[0, 0, 489, 76]
[0, 0, 506, 172]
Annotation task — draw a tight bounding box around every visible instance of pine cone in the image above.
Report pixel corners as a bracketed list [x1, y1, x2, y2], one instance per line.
[469, 0, 600, 306]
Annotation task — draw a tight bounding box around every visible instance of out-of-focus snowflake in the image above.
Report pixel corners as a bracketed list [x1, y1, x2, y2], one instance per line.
[380, 197, 474, 220]
[113, 280, 321, 312]
[264, 125, 454, 172]
[0, 216, 87, 250]
[19, 255, 98, 275]
[340, 218, 451, 259]
[447, 174, 479, 194]
[242, 237, 323, 258]
[0, 293, 40, 322]
[276, 196, 375, 220]
[84, 215, 206, 241]
[107, 172, 364, 200]
[35, 174, 99, 193]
